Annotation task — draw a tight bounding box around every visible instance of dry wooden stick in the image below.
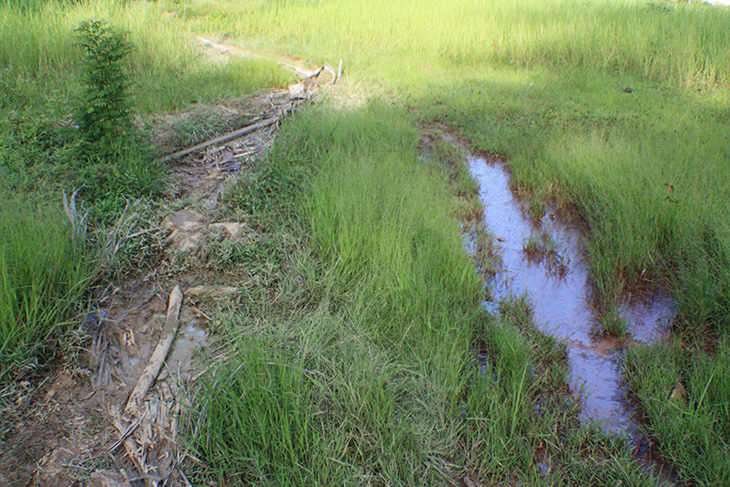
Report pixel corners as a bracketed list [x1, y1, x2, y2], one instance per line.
[125, 285, 184, 417]
[110, 406, 152, 487]
[160, 118, 279, 163]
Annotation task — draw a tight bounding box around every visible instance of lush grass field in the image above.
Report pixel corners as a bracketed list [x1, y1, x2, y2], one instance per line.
[191, 104, 656, 485]
[167, 0, 730, 483]
[2, 0, 729, 483]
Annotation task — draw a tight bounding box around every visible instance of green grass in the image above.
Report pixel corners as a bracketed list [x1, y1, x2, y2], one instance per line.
[142, 0, 730, 483]
[625, 337, 730, 485]
[189, 102, 660, 486]
[2, 0, 730, 483]
[166, 0, 730, 483]
[0, 0, 295, 381]
[0, 186, 92, 383]
[173, 0, 730, 87]
[0, 0, 292, 113]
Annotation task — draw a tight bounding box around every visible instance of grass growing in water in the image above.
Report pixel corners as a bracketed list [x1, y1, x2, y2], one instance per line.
[190, 101, 661, 485]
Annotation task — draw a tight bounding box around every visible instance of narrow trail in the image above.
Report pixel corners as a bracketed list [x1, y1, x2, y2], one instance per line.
[0, 42, 337, 486]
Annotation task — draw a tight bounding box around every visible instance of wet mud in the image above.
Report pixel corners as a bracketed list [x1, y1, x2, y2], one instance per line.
[466, 153, 674, 437]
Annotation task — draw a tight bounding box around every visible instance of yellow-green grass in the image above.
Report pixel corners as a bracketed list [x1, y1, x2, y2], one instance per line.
[166, 0, 730, 483]
[0, 0, 292, 113]
[191, 103, 657, 485]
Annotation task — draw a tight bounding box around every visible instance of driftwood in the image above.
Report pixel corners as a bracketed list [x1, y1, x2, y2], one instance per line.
[160, 118, 279, 163]
[125, 285, 184, 417]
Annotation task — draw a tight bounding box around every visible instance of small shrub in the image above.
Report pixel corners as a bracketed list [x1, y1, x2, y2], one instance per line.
[75, 19, 134, 158]
[72, 19, 163, 220]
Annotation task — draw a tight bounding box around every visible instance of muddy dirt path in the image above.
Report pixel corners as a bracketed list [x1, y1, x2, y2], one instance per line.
[0, 58, 334, 485]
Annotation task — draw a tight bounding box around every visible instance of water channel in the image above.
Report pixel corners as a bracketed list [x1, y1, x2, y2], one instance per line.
[464, 149, 674, 439]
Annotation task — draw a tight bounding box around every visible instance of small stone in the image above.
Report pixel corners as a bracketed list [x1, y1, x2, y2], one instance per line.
[161, 209, 205, 232]
[669, 381, 687, 402]
[209, 222, 245, 238]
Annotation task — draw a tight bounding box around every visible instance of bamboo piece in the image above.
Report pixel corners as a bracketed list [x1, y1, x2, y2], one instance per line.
[160, 118, 278, 163]
[125, 285, 184, 417]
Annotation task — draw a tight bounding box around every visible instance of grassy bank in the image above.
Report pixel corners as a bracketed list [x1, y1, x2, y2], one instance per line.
[190, 103, 657, 485]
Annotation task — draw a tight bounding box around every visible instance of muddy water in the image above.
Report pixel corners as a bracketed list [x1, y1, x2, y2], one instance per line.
[467, 154, 674, 436]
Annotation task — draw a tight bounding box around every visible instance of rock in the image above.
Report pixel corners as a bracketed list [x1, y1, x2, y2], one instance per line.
[669, 381, 687, 403]
[209, 222, 246, 239]
[162, 209, 206, 251]
[188, 285, 239, 298]
[161, 209, 205, 232]
[87, 470, 131, 487]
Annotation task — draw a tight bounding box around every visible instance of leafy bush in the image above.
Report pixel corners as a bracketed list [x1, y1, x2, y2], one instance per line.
[75, 19, 134, 159]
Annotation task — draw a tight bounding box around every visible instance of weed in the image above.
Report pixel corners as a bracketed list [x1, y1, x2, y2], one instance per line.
[523, 227, 569, 276]
[598, 305, 628, 337]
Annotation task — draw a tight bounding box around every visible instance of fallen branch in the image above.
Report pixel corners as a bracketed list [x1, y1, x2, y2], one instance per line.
[160, 118, 279, 163]
[108, 412, 144, 453]
[110, 407, 152, 487]
[125, 285, 184, 417]
[335, 59, 343, 84]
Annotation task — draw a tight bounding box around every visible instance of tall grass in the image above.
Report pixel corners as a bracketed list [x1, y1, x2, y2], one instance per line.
[191, 102, 658, 485]
[0, 187, 91, 382]
[176, 0, 730, 88]
[625, 337, 730, 485]
[0, 0, 291, 113]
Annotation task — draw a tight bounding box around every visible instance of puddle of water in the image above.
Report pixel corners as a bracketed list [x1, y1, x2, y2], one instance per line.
[467, 153, 674, 436]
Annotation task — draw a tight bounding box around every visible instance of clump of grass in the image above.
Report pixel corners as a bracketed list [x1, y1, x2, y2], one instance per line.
[523, 227, 569, 276]
[598, 305, 628, 337]
[193, 332, 342, 485]
[0, 187, 93, 383]
[625, 337, 730, 485]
